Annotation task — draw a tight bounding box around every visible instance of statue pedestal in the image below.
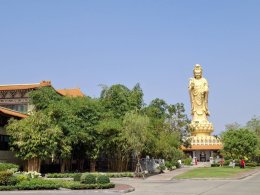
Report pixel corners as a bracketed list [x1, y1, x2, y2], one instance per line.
[190, 121, 214, 136]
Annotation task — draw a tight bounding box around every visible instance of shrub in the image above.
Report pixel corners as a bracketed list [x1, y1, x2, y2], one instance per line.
[165, 161, 173, 170]
[224, 160, 231, 166]
[183, 158, 192, 165]
[73, 173, 82, 181]
[15, 174, 29, 182]
[211, 163, 220, 167]
[97, 175, 110, 184]
[7, 176, 18, 186]
[0, 171, 13, 186]
[246, 162, 257, 167]
[0, 163, 19, 172]
[80, 174, 96, 184]
[24, 171, 41, 179]
[175, 162, 181, 168]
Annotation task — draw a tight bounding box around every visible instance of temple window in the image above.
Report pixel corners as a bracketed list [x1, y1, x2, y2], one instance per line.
[0, 134, 9, 151]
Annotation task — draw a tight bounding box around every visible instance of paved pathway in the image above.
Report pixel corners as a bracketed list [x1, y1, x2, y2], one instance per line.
[145, 166, 195, 181]
[1, 167, 259, 195]
[112, 167, 260, 195]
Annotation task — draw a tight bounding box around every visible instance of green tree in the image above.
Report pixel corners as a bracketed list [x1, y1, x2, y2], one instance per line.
[29, 87, 62, 111]
[167, 103, 191, 147]
[143, 99, 187, 160]
[98, 84, 145, 171]
[122, 111, 150, 174]
[246, 116, 260, 136]
[246, 116, 260, 162]
[221, 128, 258, 160]
[129, 83, 144, 110]
[100, 84, 143, 118]
[6, 111, 63, 172]
[47, 96, 102, 172]
[155, 128, 182, 161]
[225, 122, 241, 130]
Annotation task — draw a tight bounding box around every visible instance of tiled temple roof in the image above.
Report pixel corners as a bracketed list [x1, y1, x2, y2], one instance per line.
[0, 81, 52, 91]
[0, 81, 85, 97]
[56, 88, 85, 97]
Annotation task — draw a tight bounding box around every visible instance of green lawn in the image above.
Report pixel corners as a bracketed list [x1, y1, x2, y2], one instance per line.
[175, 167, 255, 179]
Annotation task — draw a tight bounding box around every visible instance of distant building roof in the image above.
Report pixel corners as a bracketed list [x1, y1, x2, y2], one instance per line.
[0, 106, 28, 118]
[0, 81, 85, 97]
[56, 88, 85, 97]
[0, 81, 52, 91]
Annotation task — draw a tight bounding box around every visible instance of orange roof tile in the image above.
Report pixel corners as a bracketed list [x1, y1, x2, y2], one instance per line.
[0, 81, 52, 91]
[181, 144, 223, 151]
[56, 88, 85, 97]
[0, 106, 28, 118]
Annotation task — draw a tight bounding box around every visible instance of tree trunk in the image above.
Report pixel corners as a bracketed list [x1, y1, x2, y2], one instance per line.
[27, 158, 41, 172]
[60, 159, 71, 173]
[90, 159, 96, 172]
[61, 160, 65, 173]
[77, 159, 84, 171]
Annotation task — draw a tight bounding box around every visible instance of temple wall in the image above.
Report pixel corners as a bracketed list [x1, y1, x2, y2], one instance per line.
[193, 150, 212, 162]
[0, 151, 22, 164]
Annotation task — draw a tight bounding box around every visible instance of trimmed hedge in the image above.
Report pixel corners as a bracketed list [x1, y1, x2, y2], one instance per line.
[46, 173, 76, 178]
[73, 173, 82, 181]
[46, 172, 134, 178]
[97, 175, 110, 184]
[65, 183, 115, 190]
[80, 174, 96, 184]
[0, 186, 17, 191]
[0, 179, 115, 191]
[16, 179, 61, 190]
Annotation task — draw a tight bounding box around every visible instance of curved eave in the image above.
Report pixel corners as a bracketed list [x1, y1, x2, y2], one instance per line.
[181, 144, 223, 151]
[56, 88, 85, 97]
[0, 81, 52, 91]
[0, 106, 28, 118]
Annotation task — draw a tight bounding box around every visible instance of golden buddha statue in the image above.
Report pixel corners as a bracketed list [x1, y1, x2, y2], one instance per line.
[189, 64, 213, 136]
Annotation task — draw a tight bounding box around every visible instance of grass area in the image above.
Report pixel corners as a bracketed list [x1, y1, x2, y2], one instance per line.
[175, 167, 255, 179]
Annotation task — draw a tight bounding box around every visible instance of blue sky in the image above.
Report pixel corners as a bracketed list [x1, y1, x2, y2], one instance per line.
[0, 1, 260, 134]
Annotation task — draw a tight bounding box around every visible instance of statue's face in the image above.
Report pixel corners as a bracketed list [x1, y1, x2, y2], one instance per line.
[194, 70, 202, 79]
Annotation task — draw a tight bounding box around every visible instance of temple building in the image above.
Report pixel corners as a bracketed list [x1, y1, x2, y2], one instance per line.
[182, 64, 222, 162]
[0, 81, 85, 163]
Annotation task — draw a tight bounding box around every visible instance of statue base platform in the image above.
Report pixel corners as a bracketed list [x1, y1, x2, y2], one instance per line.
[190, 121, 214, 136]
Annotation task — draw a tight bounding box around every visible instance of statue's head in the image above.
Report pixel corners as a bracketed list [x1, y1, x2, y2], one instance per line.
[193, 64, 203, 79]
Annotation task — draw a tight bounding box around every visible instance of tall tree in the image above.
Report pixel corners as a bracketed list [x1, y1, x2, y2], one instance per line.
[6, 111, 63, 172]
[29, 87, 62, 111]
[167, 103, 191, 147]
[122, 111, 150, 174]
[221, 128, 258, 160]
[47, 96, 102, 172]
[99, 84, 145, 171]
[225, 122, 241, 130]
[246, 116, 260, 161]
